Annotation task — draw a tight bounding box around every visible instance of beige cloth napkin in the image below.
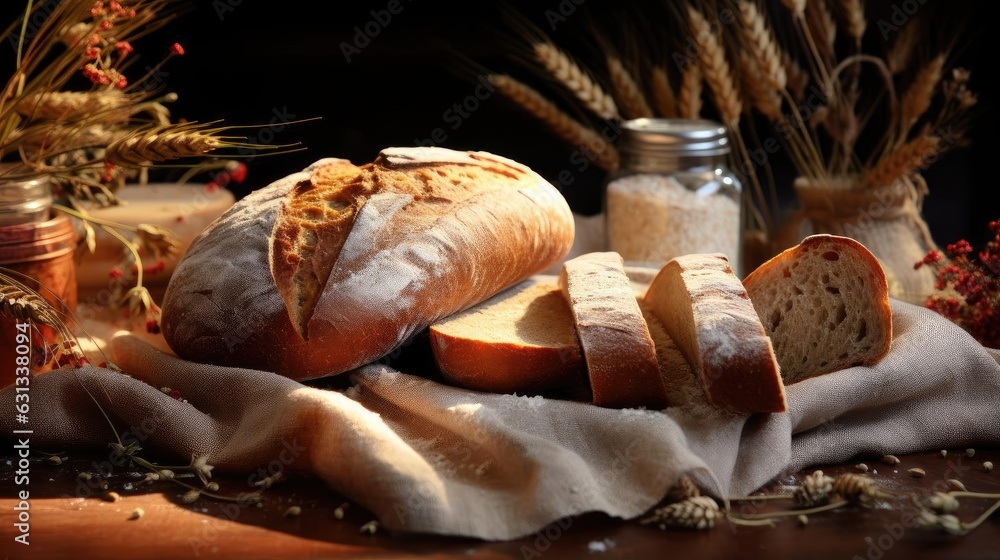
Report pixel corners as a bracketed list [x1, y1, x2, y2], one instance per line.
[2, 299, 999, 540]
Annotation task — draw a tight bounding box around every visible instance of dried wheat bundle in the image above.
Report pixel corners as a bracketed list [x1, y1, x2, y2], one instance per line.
[488, 74, 619, 171]
[533, 42, 620, 121]
[686, 7, 743, 128]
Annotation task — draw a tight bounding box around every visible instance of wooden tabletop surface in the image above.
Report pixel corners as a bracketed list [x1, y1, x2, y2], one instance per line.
[1, 447, 998, 560]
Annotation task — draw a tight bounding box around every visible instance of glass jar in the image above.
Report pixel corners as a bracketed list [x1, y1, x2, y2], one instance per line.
[605, 118, 743, 275]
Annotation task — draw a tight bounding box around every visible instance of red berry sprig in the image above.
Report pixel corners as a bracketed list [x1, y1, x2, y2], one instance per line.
[916, 220, 1000, 348]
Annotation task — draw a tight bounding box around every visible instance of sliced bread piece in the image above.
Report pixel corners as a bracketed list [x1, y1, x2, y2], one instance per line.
[429, 279, 585, 394]
[643, 253, 787, 413]
[559, 252, 668, 409]
[638, 300, 708, 412]
[742, 234, 892, 383]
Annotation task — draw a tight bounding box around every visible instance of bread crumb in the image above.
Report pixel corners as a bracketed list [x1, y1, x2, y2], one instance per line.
[587, 538, 616, 553]
[359, 520, 379, 535]
[966, 448, 976, 458]
[284, 506, 302, 518]
[103, 491, 121, 503]
[984, 461, 994, 473]
[940, 450, 948, 458]
[128, 508, 144, 520]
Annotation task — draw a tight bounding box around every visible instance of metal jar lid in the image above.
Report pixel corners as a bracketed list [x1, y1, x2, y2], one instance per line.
[0, 176, 53, 226]
[618, 118, 730, 157]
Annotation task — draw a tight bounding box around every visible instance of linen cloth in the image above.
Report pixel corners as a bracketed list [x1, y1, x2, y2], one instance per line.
[2, 298, 998, 540]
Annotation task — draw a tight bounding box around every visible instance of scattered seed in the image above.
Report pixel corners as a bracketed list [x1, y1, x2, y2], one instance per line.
[181, 489, 201, 504]
[359, 520, 379, 535]
[205, 482, 220, 492]
[46, 456, 64, 466]
[947, 479, 967, 492]
[928, 492, 959, 514]
[872, 469, 878, 475]
[256, 502, 263, 508]
[334, 502, 351, 520]
[882, 455, 900, 466]
[940, 450, 948, 458]
[966, 448, 976, 458]
[284, 506, 302, 518]
[797, 514, 809, 527]
[908, 468, 926, 478]
[77, 472, 93, 481]
[129, 508, 144, 520]
[855, 463, 869, 473]
[984, 461, 994, 473]
[103, 491, 121, 503]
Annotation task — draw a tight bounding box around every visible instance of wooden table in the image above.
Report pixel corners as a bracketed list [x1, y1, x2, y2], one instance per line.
[2, 448, 998, 559]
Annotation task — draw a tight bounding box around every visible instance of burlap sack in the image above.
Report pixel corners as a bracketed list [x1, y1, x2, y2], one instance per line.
[3, 298, 998, 541]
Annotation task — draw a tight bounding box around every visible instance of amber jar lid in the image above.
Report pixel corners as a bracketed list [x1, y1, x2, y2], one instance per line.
[0, 213, 78, 265]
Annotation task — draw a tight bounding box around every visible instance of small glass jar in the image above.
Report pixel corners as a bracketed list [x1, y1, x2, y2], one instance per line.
[605, 118, 743, 275]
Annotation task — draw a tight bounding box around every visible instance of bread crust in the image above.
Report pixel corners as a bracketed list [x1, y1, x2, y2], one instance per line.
[742, 234, 892, 383]
[559, 252, 668, 409]
[161, 148, 575, 379]
[643, 253, 787, 414]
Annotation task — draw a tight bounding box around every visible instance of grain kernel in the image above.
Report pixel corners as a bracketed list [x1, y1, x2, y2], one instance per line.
[284, 506, 302, 518]
[360, 520, 379, 535]
[103, 491, 121, 502]
[966, 448, 976, 458]
[797, 514, 809, 527]
[908, 468, 926, 478]
[940, 450, 948, 458]
[882, 455, 900, 465]
[947, 479, 967, 491]
[129, 508, 144, 520]
[855, 463, 869, 473]
[984, 461, 994, 473]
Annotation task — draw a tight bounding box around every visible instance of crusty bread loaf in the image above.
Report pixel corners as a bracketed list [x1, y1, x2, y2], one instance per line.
[643, 253, 787, 414]
[428, 278, 585, 394]
[161, 147, 575, 379]
[559, 252, 668, 409]
[742, 234, 892, 383]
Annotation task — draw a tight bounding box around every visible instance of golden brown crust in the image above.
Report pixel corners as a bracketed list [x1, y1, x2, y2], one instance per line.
[560, 252, 668, 409]
[164, 148, 575, 380]
[643, 253, 787, 414]
[743, 234, 892, 383]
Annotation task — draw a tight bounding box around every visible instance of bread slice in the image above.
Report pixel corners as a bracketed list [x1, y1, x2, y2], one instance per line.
[742, 234, 892, 383]
[429, 279, 585, 394]
[638, 300, 708, 412]
[559, 252, 668, 409]
[643, 253, 787, 414]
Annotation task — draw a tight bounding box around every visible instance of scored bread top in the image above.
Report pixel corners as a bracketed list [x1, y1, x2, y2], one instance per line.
[270, 147, 560, 339]
[742, 234, 892, 383]
[560, 252, 668, 409]
[643, 253, 787, 414]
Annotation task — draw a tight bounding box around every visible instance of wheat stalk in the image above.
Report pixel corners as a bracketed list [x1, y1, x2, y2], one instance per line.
[806, 0, 837, 63]
[899, 55, 946, 136]
[533, 42, 620, 121]
[606, 57, 654, 119]
[740, 54, 783, 120]
[781, 0, 807, 17]
[678, 64, 703, 119]
[840, 0, 866, 45]
[489, 74, 619, 171]
[737, 1, 787, 91]
[104, 125, 224, 167]
[863, 135, 940, 188]
[650, 66, 677, 118]
[687, 7, 743, 128]
[886, 20, 919, 74]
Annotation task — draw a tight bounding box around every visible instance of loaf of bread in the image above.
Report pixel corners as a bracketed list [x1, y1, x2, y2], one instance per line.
[559, 252, 668, 409]
[642, 253, 787, 414]
[742, 234, 892, 383]
[161, 147, 575, 379]
[428, 278, 585, 394]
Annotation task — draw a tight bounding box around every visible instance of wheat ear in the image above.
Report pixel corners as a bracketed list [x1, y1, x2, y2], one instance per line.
[105, 125, 223, 167]
[863, 136, 940, 189]
[840, 0, 866, 45]
[740, 54, 783, 120]
[886, 20, 919, 74]
[899, 55, 946, 136]
[678, 64, 703, 119]
[781, 49, 810, 102]
[15, 90, 131, 121]
[0, 285, 63, 330]
[806, 0, 837, 62]
[781, 0, 806, 17]
[606, 57, 654, 119]
[687, 7, 743, 128]
[533, 42, 620, 121]
[489, 74, 619, 171]
[738, 2, 787, 91]
[650, 67, 678, 118]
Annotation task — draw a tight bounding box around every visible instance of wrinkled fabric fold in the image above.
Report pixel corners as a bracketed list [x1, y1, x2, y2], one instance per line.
[2, 299, 997, 540]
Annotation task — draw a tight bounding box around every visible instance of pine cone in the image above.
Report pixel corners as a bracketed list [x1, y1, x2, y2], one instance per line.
[641, 496, 719, 530]
[794, 470, 834, 507]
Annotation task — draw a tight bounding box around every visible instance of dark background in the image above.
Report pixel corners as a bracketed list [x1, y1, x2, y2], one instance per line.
[8, 0, 1000, 247]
